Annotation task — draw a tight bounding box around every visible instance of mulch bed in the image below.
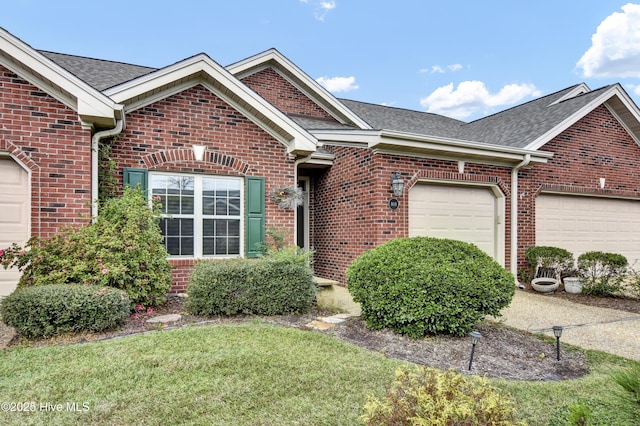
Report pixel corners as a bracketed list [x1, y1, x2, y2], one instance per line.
[6, 291, 626, 381]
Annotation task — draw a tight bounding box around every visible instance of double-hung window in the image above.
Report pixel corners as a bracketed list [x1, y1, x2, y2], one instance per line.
[150, 173, 242, 257]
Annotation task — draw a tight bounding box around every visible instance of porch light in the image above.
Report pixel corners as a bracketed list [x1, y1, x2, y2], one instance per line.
[192, 144, 206, 161]
[553, 326, 563, 361]
[391, 172, 405, 197]
[468, 331, 482, 370]
[599, 177, 606, 189]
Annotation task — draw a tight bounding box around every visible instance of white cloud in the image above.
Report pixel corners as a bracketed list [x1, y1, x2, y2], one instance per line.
[419, 81, 541, 120]
[577, 3, 640, 78]
[316, 76, 359, 93]
[300, 0, 336, 21]
[420, 64, 463, 74]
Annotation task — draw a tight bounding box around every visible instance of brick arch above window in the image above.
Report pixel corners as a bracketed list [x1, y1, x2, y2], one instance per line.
[141, 148, 250, 175]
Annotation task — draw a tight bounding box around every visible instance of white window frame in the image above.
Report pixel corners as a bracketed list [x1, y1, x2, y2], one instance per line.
[150, 171, 244, 259]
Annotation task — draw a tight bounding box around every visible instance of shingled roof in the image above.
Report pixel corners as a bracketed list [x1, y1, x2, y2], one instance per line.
[35, 49, 631, 149]
[39, 51, 156, 91]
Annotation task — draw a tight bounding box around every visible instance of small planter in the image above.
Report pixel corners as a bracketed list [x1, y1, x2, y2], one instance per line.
[531, 278, 559, 293]
[563, 277, 583, 294]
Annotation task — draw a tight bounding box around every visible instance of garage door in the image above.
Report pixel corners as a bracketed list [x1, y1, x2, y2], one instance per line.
[0, 157, 29, 296]
[409, 184, 499, 260]
[536, 194, 640, 266]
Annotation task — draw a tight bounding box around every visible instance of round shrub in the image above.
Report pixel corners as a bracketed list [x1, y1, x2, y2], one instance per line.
[577, 251, 628, 296]
[347, 237, 515, 337]
[362, 367, 523, 425]
[187, 258, 316, 316]
[0, 284, 130, 339]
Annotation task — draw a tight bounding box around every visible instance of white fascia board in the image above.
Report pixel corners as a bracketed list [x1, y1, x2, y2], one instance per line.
[525, 85, 639, 151]
[227, 49, 371, 129]
[377, 130, 553, 162]
[310, 129, 380, 146]
[107, 54, 317, 155]
[0, 28, 117, 124]
[548, 83, 591, 106]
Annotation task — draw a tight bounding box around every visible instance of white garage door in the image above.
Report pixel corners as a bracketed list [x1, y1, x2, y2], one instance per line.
[409, 184, 499, 260]
[536, 194, 640, 266]
[0, 157, 29, 296]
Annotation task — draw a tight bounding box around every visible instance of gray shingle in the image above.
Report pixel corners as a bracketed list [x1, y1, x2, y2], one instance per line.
[39, 50, 156, 91]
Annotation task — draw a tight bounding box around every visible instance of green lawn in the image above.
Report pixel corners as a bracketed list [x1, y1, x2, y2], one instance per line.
[0, 322, 639, 425]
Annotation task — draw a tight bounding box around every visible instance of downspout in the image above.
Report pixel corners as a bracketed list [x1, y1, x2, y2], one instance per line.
[91, 111, 126, 219]
[511, 153, 530, 287]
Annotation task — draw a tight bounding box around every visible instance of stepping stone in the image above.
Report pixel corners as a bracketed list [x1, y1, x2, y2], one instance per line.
[318, 314, 350, 324]
[305, 320, 337, 330]
[145, 314, 182, 328]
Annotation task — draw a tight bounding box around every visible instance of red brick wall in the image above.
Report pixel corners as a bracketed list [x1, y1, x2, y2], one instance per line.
[109, 84, 297, 292]
[241, 68, 337, 120]
[517, 104, 640, 268]
[312, 145, 512, 284]
[0, 65, 92, 239]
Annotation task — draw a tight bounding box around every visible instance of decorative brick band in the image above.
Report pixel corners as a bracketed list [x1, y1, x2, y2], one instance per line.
[407, 169, 509, 195]
[538, 183, 640, 199]
[142, 148, 250, 174]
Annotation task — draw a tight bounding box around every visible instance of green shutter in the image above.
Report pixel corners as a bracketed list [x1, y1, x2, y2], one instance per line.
[123, 168, 148, 192]
[246, 176, 265, 258]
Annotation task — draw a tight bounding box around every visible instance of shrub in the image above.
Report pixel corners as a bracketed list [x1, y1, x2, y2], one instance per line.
[577, 251, 628, 297]
[346, 237, 515, 337]
[0, 284, 130, 338]
[361, 367, 523, 425]
[525, 246, 574, 279]
[187, 258, 316, 316]
[0, 187, 172, 306]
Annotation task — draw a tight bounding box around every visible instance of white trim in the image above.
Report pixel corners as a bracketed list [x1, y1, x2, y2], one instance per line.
[105, 53, 317, 155]
[539, 188, 640, 202]
[548, 83, 591, 106]
[410, 179, 506, 266]
[296, 176, 311, 251]
[526, 85, 640, 151]
[149, 171, 244, 259]
[227, 48, 371, 129]
[0, 28, 118, 126]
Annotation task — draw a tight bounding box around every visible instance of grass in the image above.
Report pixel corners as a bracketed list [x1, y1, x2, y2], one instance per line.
[0, 322, 638, 425]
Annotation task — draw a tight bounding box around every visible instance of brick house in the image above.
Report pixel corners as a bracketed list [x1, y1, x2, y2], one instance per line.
[2, 27, 640, 295]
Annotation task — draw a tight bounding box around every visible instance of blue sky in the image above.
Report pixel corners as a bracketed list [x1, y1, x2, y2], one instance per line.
[2, 1, 639, 121]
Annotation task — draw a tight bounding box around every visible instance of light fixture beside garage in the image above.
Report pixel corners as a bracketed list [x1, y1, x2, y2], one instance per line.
[391, 172, 405, 197]
[600, 177, 606, 189]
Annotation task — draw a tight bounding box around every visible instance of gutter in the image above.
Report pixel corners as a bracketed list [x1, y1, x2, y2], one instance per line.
[510, 154, 530, 286]
[91, 112, 126, 219]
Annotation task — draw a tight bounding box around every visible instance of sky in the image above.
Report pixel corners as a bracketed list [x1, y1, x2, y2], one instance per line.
[2, 1, 640, 121]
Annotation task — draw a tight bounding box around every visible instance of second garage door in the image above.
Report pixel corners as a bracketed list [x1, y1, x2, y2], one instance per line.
[409, 183, 501, 261]
[536, 194, 640, 266]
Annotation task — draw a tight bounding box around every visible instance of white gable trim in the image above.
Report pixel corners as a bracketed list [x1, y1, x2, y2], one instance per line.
[0, 28, 118, 127]
[106, 54, 317, 155]
[525, 85, 640, 151]
[548, 83, 591, 106]
[227, 49, 371, 130]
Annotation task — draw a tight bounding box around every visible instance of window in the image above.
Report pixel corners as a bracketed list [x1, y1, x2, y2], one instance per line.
[151, 173, 242, 257]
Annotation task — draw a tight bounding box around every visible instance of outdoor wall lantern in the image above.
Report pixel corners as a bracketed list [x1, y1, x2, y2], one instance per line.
[599, 177, 606, 189]
[468, 331, 482, 370]
[192, 144, 206, 161]
[553, 326, 563, 361]
[391, 172, 405, 197]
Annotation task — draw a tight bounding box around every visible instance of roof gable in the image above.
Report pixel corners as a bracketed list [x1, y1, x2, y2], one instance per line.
[0, 27, 119, 128]
[227, 49, 371, 130]
[105, 53, 317, 155]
